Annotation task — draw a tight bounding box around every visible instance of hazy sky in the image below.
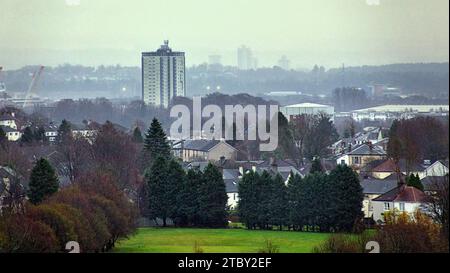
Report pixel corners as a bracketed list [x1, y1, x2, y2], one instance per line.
[1, 0, 448, 69]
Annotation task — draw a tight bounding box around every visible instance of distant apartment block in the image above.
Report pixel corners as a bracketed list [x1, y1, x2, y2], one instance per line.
[141, 40, 186, 107]
[237, 45, 257, 70]
[277, 55, 290, 70]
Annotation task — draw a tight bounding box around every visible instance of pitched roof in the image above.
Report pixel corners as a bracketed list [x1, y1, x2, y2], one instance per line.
[360, 177, 398, 194]
[0, 125, 18, 133]
[372, 159, 426, 173]
[347, 144, 386, 156]
[224, 179, 238, 193]
[257, 158, 295, 168]
[0, 115, 16, 121]
[420, 176, 449, 192]
[373, 185, 429, 203]
[182, 139, 234, 152]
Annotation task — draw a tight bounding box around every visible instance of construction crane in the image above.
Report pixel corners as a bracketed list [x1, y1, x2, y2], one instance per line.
[23, 65, 45, 108]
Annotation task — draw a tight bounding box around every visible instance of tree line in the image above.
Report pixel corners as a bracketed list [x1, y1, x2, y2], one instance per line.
[140, 118, 228, 228]
[0, 164, 137, 253]
[238, 164, 364, 233]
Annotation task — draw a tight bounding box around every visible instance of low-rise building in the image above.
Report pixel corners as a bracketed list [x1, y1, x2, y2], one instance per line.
[280, 103, 334, 121]
[0, 115, 18, 130]
[350, 104, 449, 122]
[336, 143, 386, 171]
[0, 125, 21, 141]
[370, 159, 448, 180]
[360, 176, 398, 218]
[371, 184, 429, 223]
[174, 139, 238, 162]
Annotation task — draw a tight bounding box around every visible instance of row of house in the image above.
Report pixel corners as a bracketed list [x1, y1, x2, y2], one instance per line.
[0, 112, 98, 142]
[331, 128, 449, 223]
[182, 156, 304, 209]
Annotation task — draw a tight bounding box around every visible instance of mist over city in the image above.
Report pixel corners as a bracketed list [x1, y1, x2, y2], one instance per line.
[0, 0, 449, 260]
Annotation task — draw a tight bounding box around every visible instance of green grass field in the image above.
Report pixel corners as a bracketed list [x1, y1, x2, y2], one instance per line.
[113, 228, 331, 253]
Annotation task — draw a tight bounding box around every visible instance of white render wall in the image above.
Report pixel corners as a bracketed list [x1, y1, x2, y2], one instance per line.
[372, 201, 422, 222]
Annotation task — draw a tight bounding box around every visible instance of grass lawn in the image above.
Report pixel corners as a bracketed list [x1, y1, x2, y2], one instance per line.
[113, 227, 331, 253]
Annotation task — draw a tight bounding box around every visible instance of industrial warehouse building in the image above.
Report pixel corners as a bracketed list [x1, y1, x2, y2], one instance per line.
[279, 103, 335, 121]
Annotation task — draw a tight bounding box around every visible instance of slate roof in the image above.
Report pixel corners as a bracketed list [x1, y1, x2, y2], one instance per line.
[360, 177, 398, 194]
[373, 185, 429, 203]
[182, 139, 221, 152]
[420, 176, 449, 192]
[347, 144, 386, 156]
[257, 158, 295, 168]
[372, 159, 426, 173]
[224, 179, 238, 193]
[0, 125, 18, 133]
[0, 115, 16, 121]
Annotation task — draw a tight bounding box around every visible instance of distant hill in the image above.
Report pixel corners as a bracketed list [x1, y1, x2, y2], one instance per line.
[2, 62, 448, 99]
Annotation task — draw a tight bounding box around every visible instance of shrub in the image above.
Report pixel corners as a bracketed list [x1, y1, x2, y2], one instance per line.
[0, 214, 59, 253]
[257, 239, 280, 253]
[193, 241, 204, 253]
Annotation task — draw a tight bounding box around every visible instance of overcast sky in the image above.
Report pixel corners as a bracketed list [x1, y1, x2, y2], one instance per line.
[1, 0, 448, 69]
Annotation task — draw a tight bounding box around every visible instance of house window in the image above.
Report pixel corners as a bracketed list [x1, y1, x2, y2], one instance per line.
[384, 202, 390, 211]
[399, 203, 405, 211]
[340, 160, 345, 165]
[353, 156, 360, 164]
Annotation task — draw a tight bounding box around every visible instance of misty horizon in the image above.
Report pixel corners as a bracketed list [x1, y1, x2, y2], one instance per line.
[1, 0, 449, 69]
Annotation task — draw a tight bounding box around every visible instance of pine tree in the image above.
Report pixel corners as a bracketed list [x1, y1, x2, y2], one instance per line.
[199, 163, 228, 227]
[145, 156, 170, 226]
[287, 172, 304, 230]
[166, 159, 186, 225]
[179, 168, 203, 226]
[132, 127, 143, 143]
[27, 158, 59, 204]
[57, 119, 72, 143]
[238, 170, 260, 229]
[33, 126, 46, 142]
[269, 173, 288, 230]
[143, 118, 171, 164]
[301, 172, 330, 231]
[310, 157, 324, 174]
[407, 173, 424, 191]
[328, 164, 364, 232]
[0, 126, 6, 142]
[256, 171, 272, 229]
[21, 126, 34, 143]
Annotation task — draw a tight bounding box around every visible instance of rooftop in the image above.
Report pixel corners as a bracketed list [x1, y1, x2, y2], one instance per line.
[347, 144, 386, 156]
[360, 177, 398, 194]
[353, 105, 449, 113]
[281, 103, 333, 108]
[373, 185, 429, 203]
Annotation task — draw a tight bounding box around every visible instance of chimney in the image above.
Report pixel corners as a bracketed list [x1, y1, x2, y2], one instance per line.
[219, 156, 226, 166]
[270, 157, 278, 174]
[239, 166, 244, 177]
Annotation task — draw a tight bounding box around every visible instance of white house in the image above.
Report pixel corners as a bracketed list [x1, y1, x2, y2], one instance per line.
[0, 125, 21, 141]
[336, 143, 386, 170]
[174, 139, 238, 162]
[422, 160, 449, 178]
[371, 185, 429, 223]
[0, 115, 18, 130]
[360, 176, 398, 218]
[44, 124, 59, 142]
